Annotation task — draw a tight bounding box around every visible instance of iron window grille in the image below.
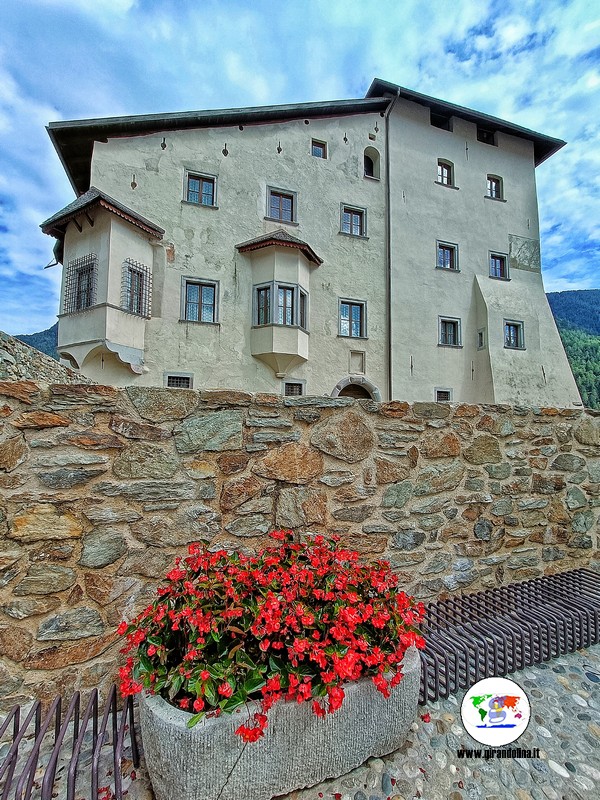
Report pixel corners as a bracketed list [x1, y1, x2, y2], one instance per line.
[167, 375, 192, 388]
[339, 300, 366, 338]
[122, 259, 152, 317]
[436, 389, 452, 402]
[63, 254, 98, 314]
[284, 382, 304, 396]
[186, 174, 216, 206]
[184, 280, 217, 323]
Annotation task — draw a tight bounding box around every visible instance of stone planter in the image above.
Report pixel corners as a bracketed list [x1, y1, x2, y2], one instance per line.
[139, 645, 420, 800]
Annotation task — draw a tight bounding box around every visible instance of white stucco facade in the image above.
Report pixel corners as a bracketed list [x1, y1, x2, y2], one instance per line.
[42, 82, 582, 407]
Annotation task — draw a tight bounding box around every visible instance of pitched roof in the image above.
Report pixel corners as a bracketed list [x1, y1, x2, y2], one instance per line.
[236, 229, 323, 265]
[40, 187, 165, 239]
[47, 97, 389, 194]
[366, 79, 565, 165]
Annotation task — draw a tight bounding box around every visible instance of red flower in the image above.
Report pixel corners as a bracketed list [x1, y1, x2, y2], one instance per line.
[218, 682, 233, 698]
[421, 712, 431, 723]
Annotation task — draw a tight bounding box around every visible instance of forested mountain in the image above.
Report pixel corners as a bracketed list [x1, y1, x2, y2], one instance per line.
[15, 323, 58, 360]
[547, 290, 600, 409]
[11, 290, 600, 408]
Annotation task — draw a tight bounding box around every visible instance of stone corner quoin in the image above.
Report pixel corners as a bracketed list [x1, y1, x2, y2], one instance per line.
[0, 381, 598, 709]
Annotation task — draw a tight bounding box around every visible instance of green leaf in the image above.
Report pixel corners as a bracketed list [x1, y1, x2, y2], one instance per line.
[220, 694, 245, 713]
[204, 680, 218, 707]
[243, 671, 266, 695]
[186, 712, 205, 728]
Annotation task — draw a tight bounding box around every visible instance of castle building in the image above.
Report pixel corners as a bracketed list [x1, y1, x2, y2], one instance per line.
[41, 79, 582, 406]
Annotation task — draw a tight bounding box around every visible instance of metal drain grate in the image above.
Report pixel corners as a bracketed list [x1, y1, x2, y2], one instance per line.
[419, 567, 600, 703]
[0, 685, 138, 800]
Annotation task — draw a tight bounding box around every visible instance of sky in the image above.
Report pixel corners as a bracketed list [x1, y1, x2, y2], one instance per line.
[0, 0, 598, 335]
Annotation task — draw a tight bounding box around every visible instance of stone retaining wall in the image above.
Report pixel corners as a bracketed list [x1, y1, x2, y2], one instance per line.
[0, 330, 94, 384]
[1, 382, 598, 710]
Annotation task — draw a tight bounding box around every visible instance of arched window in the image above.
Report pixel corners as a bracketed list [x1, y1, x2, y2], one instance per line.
[364, 146, 380, 179]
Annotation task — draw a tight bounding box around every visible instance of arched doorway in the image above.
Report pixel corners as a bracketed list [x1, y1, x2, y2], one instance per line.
[331, 376, 382, 402]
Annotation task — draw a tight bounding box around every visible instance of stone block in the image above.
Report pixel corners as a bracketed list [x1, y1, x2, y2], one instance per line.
[37, 467, 107, 488]
[332, 505, 374, 523]
[381, 480, 413, 508]
[79, 527, 128, 567]
[225, 514, 270, 537]
[36, 608, 104, 641]
[310, 411, 374, 463]
[0, 624, 33, 662]
[59, 430, 125, 449]
[464, 435, 502, 465]
[109, 414, 170, 440]
[13, 564, 76, 595]
[9, 505, 82, 543]
[50, 384, 118, 406]
[127, 386, 199, 421]
[12, 411, 71, 428]
[221, 476, 264, 511]
[175, 411, 243, 453]
[276, 487, 327, 528]
[96, 479, 196, 501]
[0, 435, 27, 472]
[253, 443, 323, 484]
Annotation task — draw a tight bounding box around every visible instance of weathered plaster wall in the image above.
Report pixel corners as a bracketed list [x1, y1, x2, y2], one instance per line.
[1, 382, 598, 710]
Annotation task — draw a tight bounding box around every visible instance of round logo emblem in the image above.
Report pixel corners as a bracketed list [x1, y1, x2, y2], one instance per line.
[460, 677, 530, 746]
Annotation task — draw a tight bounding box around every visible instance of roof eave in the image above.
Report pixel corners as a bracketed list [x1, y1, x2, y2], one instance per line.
[366, 78, 566, 165]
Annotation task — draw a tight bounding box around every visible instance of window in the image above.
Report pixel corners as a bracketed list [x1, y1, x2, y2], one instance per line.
[182, 279, 218, 323]
[339, 300, 366, 338]
[477, 328, 486, 349]
[122, 259, 152, 317]
[277, 286, 294, 325]
[341, 206, 366, 237]
[186, 173, 216, 206]
[311, 140, 327, 158]
[437, 242, 458, 271]
[504, 320, 525, 349]
[364, 146, 380, 179]
[487, 175, 503, 199]
[439, 317, 461, 347]
[437, 160, 454, 186]
[435, 388, 453, 402]
[490, 253, 509, 279]
[430, 112, 452, 131]
[166, 374, 193, 389]
[254, 282, 308, 329]
[284, 381, 304, 396]
[477, 127, 497, 146]
[267, 188, 296, 223]
[63, 254, 97, 314]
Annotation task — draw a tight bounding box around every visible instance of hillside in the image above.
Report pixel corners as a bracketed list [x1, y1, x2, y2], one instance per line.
[547, 289, 600, 409]
[12, 290, 600, 408]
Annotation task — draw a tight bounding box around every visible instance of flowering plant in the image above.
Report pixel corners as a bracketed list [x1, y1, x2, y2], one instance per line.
[118, 531, 425, 742]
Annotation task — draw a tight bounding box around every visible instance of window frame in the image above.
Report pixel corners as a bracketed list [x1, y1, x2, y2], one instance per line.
[504, 319, 525, 350]
[180, 278, 219, 324]
[340, 204, 367, 238]
[253, 281, 308, 330]
[184, 171, 217, 208]
[477, 328, 486, 350]
[486, 175, 504, 201]
[311, 139, 327, 159]
[165, 373, 194, 389]
[339, 298, 367, 339]
[363, 146, 381, 180]
[489, 252, 509, 280]
[266, 186, 297, 224]
[282, 380, 306, 397]
[435, 387, 453, 402]
[436, 241, 459, 271]
[438, 316, 462, 348]
[121, 259, 152, 318]
[436, 159, 455, 188]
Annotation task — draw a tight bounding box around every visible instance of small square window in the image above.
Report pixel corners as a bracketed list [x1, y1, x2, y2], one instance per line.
[504, 320, 525, 349]
[437, 160, 454, 186]
[182, 279, 218, 323]
[437, 242, 458, 271]
[487, 175, 503, 199]
[341, 206, 366, 237]
[339, 299, 366, 338]
[268, 188, 296, 223]
[311, 140, 327, 159]
[284, 382, 304, 396]
[477, 127, 497, 146]
[186, 173, 216, 206]
[435, 388, 452, 402]
[439, 317, 461, 347]
[166, 374, 193, 389]
[490, 253, 508, 279]
[430, 112, 452, 131]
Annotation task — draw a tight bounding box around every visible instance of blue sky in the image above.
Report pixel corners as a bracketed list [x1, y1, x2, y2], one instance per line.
[1, 0, 598, 334]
